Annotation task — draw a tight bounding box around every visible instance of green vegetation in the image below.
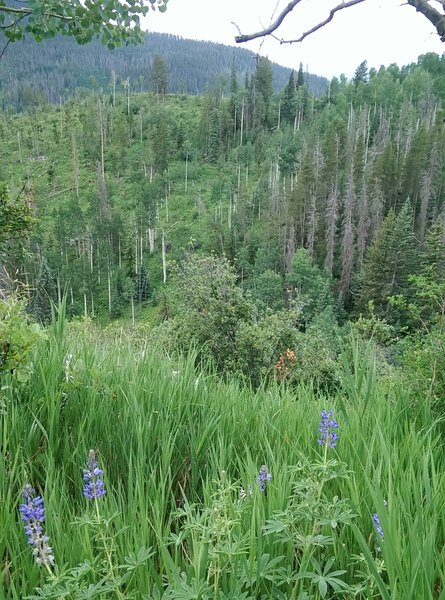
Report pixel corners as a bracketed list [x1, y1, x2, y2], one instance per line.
[0, 33, 327, 110]
[1, 33, 445, 599]
[0, 0, 169, 47]
[1, 316, 444, 599]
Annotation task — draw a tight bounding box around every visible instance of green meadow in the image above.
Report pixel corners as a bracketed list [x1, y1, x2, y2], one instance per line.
[1, 311, 444, 600]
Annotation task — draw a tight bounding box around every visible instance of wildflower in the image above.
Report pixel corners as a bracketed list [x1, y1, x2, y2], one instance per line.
[19, 484, 55, 567]
[257, 465, 272, 492]
[318, 410, 339, 448]
[372, 513, 384, 540]
[83, 449, 106, 500]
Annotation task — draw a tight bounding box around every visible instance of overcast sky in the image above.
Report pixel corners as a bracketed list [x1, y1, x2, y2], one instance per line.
[144, 0, 444, 79]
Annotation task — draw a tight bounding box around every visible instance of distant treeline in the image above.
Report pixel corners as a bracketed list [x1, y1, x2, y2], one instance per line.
[0, 32, 328, 110]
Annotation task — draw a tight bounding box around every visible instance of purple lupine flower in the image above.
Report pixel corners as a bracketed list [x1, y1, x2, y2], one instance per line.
[318, 410, 339, 448]
[83, 450, 106, 500]
[257, 465, 272, 492]
[372, 513, 384, 540]
[19, 484, 55, 567]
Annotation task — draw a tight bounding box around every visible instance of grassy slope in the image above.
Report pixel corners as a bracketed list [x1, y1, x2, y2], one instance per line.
[1, 315, 444, 599]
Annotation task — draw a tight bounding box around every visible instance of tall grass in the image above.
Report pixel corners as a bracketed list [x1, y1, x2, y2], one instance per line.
[1, 318, 444, 599]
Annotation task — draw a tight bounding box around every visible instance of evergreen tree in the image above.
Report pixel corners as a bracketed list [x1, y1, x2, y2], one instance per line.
[150, 55, 168, 97]
[286, 249, 336, 326]
[282, 70, 296, 124]
[110, 268, 131, 319]
[353, 60, 368, 86]
[152, 109, 170, 173]
[228, 60, 239, 134]
[254, 57, 273, 106]
[207, 108, 222, 163]
[296, 62, 305, 88]
[356, 202, 418, 324]
[421, 220, 445, 279]
[30, 256, 57, 324]
[254, 57, 273, 126]
[134, 264, 151, 303]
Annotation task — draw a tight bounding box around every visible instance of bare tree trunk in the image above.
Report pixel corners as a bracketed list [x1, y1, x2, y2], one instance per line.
[17, 131, 22, 164]
[161, 229, 167, 284]
[108, 269, 112, 314]
[284, 224, 296, 272]
[240, 96, 245, 146]
[148, 228, 155, 254]
[356, 184, 369, 267]
[340, 165, 356, 299]
[71, 132, 79, 199]
[325, 186, 338, 273]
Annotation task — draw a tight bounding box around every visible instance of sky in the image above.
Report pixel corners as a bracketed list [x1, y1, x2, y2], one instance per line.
[144, 0, 445, 79]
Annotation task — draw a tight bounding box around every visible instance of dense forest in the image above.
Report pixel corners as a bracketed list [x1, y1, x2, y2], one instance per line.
[1, 29, 445, 600]
[0, 32, 327, 110]
[2, 50, 444, 388]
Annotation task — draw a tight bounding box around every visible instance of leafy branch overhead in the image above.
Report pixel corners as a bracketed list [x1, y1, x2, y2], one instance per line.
[0, 0, 169, 48]
[234, 0, 445, 44]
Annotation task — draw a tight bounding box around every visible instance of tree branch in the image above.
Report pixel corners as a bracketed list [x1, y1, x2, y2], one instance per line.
[0, 5, 73, 21]
[407, 0, 445, 40]
[0, 37, 10, 59]
[0, 12, 27, 30]
[234, 0, 445, 45]
[235, 0, 304, 43]
[280, 0, 366, 44]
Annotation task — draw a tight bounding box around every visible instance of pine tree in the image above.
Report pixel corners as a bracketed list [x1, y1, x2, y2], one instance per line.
[254, 57, 273, 106]
[134, 264, 151, 303]
[353, 60, 368, 86]
[282, 70, 296, 124]
[207, 108, 222, 163]
[296, 62, 305, 88]
[152, 109, 170, 173]
[30, 256, 57, 324]
[356, 203, 417, 323]
[151, 55, 168, 97]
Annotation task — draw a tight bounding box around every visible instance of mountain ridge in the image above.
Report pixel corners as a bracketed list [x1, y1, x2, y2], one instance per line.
[0, 31, 328, 110]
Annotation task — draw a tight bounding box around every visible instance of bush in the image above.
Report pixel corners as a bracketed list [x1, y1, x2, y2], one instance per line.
[0, 296, 45, 381]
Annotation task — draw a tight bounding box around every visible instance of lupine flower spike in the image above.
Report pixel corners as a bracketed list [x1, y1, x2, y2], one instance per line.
[372, 513, 384, 540]
[318, 410, 339, 448]
[19, 484, 55, 567]
[83, 449, 106, 500]
[257, 465, 272, 492]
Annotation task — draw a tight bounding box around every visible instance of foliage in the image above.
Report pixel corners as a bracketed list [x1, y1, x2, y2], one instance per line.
[288, 309, 341, 389]
[0, 50, 444, 407]
[353, 301, 395, 346]
[356, 203, 417, 327]
[233, 308, 301, 386]
[286, 249, 338, 326]
[0, 0, 169, 48]
[0, 295, 44, 381]
[0, 34, 327, 111]
[28, 256, 58, 325]
[161, 254, 256, 373]
[393, 261, 445, 409]
[0, 182, 35, 258]
[2, 323, 445, 598]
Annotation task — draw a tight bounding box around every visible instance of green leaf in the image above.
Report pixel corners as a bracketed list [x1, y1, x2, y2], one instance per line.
[318, 578, 328, 598]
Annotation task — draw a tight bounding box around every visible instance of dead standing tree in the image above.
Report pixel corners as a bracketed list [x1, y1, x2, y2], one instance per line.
[234, 0, 445, 45]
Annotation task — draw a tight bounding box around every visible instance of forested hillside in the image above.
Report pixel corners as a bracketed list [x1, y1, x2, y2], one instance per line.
[1, 51, 444, 395]
[2, 12, 445, 596]
[0, 32, 327, 110]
